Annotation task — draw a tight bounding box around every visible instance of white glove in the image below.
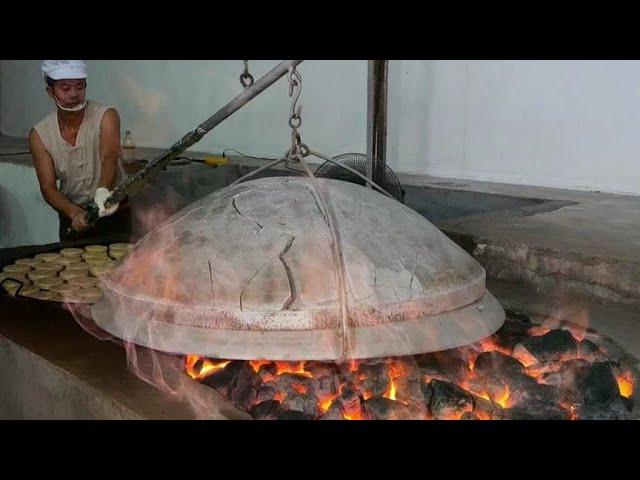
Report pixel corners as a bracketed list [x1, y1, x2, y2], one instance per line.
[94, 187, 119, 218]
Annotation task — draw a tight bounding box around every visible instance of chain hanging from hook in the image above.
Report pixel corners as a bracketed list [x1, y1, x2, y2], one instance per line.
[239, 60, 254, 89]
[285, 65, 310, 166]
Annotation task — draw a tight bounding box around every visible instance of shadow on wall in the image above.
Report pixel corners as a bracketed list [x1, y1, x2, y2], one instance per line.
[0, 185, 28, 248]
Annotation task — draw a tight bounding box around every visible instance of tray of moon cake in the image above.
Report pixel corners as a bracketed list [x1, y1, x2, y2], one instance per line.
[0, 243, 133, 304]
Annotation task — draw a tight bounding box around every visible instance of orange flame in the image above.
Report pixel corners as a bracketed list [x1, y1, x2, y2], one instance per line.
[383, 361, 407, 403]
[349, 359, 360, 373]
[319, 396, 336, 413]
[494, 385, 510, 409]
[249, 360, 272, 373]
[475, 411, 491, 420]
[617, 372, 634, 398]
[274, 361, 313, 378]
[343, 407, 366, 420]
[185, 355, 230, 381]
[292, 383, 308, 395]
[384, 379, 397, 401]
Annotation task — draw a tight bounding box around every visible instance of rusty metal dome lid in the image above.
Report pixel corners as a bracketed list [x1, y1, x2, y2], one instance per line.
[91, 176, 504, 361]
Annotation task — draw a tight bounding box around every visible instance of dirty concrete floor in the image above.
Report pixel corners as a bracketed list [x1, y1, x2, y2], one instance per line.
[398, 172, 640, 264]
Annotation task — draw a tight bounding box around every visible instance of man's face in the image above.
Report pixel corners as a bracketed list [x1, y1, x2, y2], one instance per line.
[47, 78, 87, 109]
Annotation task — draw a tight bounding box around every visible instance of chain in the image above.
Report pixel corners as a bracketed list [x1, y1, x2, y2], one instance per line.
[285, 65, 310, 165]
[239, 60, 254, 88]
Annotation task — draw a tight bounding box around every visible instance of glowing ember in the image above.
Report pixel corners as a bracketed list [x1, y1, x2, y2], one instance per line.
[249, 360, 271, 373]
[291, 383, 308, 395]
[512, 346, 539, 368]
[529, 326, 551, 337]
[617, 372, 634, 398]
[494, 385, 511, 409]
[319, 396, 335, 413]
[182, 318, 637, 420]
[274, 361, 313, 378]
[343, 408, 366, 421]
[185, 355, 230, 381]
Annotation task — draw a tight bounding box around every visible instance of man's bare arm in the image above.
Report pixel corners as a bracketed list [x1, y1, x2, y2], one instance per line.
[98, 108, 121, 190]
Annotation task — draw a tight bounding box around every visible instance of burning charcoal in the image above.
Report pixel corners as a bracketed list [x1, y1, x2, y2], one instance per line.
[525, 361, 563, 378]
[538, 359, 590, 389]
[267, 373, 307, 393]
[574, 362, 621, 407]
[319, 402, 345, 420]
[428, 379, 473, 419]
[355, 362, 390, 398]
[621, 396, 635, 413]
[250, 400, 282, 420]
[395, 377, 425, 407]
[577, 340, 607, 362]
[256, 362, 278, 382]
[421, 379, 433, 405]
[502, 403, 569, 420]
[201, 360, 244, 395]
[470, 393, 501, 420]
[494, 315, 532, 350]
[277, 410, 315, 420]
[304, 361, 339, 378]
[474, 351, 525, 377]
[576, 398, 630, 420]
[460, 412, 480, 420]
[314, 375, 339, 401]
[256, 385, 279, 403]
[229, 363, 263, 410]
[280, 392, 319, 417]
[364, 397, 413, 420]
[515, 329, 578, 365]
[415, 350, 469, 383]
[508, 378, 559, 407]
[336, 382, 367, 420]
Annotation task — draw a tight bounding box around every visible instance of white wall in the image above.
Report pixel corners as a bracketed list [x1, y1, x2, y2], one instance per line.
[2, 60, 640, 195]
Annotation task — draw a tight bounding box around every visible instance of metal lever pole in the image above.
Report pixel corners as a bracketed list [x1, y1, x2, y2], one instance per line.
[82, 60, 304, 229]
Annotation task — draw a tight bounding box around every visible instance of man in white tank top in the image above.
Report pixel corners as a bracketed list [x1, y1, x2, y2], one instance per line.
[29, 60, 130, 242]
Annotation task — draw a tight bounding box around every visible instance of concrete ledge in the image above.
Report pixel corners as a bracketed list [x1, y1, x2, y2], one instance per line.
[0, 295, 249, 420]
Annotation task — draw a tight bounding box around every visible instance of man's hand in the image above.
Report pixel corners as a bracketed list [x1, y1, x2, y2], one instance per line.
[94, 187, 119, 218]
[70, 208, 89, 231]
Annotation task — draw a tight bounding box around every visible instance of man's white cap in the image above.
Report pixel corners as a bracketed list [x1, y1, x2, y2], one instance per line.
[41, 60, 87, 80]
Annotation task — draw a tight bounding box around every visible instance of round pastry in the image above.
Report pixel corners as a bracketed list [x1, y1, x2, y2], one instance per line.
[37, 276, 64, 290]
[35, 253, 62, 263]
[64, 264, 90, 275]
[60, 248, 84, 258]
[50, 283, 79, 296]
[27, 270, 56, 282]
[60, 270, 88, 281]
[19, 285, 44, 298]
[1, 279, 22, 296]
[14, 257, 41, 267]
[3, 264, 31, 275]
[34, 262, 64, 273]
[28, 290, 56, 301]
[89, 264, 113, 277]
[68, 276, 99, 288]
[1, 271, 26, 282]
[84, 245, 107, 255]
[77, 287, 102, 302]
